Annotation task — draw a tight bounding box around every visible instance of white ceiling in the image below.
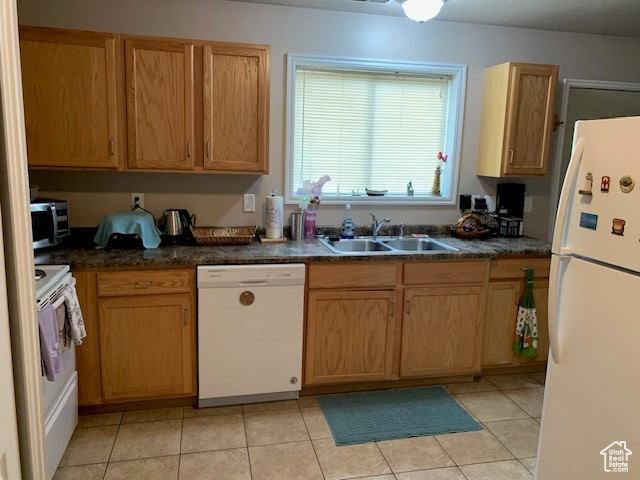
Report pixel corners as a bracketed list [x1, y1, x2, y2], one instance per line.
[229, 0, 640, 38]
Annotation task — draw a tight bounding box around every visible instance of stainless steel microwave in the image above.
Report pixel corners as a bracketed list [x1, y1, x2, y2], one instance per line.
[31, 199, 70, 249]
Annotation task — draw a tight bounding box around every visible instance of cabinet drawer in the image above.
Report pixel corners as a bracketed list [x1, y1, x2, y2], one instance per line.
[308, 263, 397, 289]
[489, 258, 551, 280]
[97, 270, 193, 297]
[403, 261, 488, 286]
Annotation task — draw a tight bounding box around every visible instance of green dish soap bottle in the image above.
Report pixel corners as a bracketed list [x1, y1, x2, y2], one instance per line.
[340, 204, 355, 239]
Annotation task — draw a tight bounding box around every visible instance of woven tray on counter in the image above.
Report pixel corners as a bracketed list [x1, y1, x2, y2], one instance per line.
[189, 225, 257, 246]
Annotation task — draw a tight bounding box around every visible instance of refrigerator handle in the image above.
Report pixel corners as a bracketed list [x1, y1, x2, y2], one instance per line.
[552, 137, 585, 254]
[548, 255, 570, 364]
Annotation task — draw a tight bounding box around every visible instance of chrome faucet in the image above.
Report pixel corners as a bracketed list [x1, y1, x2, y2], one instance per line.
[399, 222, 405, 238]
[370, 212, 391, 240]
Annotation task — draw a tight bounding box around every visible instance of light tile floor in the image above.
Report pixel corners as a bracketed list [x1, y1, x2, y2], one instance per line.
[54, 373, 545, 480]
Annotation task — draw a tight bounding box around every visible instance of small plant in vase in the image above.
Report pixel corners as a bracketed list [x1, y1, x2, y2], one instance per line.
[431, 151, 448, 196]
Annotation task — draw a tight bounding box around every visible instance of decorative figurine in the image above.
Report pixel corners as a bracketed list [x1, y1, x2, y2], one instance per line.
[578, 172, 593, 196]
[407, 181, 414, 197]
[619, 175, 635, 193]
[432, 152, 447, 197]
[601, 176, 610, 192]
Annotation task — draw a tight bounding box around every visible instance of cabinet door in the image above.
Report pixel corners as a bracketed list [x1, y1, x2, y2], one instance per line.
[482, 282, 520, 367]
[504, 64, 558, 176]
[73, 271, 103, 405]
[305, 290, 397, 385]
[520, 280, 550, 364]
[401, 286, 485, 377]
[19, 28, 119, 169]
[99, 294, 194, 401]
[125, 39, 194, 170]
[203, 44, 269, 173]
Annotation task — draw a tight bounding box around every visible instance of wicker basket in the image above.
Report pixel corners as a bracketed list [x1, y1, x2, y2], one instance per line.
[189, 225, 257, 246]
[450, 214, 492, 240]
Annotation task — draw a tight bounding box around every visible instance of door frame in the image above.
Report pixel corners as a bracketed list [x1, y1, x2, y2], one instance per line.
[0, 0, 47, 478]
[547, 78, 640, 240]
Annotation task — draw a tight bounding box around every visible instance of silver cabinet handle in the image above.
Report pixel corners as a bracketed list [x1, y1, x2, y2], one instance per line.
[206, 140, 212, 158]
[183, 308, 189, 326]
[109, 139, 115, 156]
[134, 281, 152, 289]
[187, 141, 192, 158]
[508, 149, 514, 164]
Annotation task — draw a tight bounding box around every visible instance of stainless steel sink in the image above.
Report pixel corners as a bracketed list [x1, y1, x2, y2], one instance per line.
[319, 236, 458, 255]
[319, 238, 394, 254]
[381, 238, 456, 252]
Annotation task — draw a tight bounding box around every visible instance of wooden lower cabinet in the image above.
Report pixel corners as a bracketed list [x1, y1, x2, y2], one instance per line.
[401, 286, 485, 377]
[74, 269, 195, 406]
[482, 282, 521, 367]
[482, 279, 549, 368]
[305, 290, 397, 385]
[99, 294, 194, 401]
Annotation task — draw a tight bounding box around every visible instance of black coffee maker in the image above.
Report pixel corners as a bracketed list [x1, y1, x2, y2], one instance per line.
[496, 183, 525, 237]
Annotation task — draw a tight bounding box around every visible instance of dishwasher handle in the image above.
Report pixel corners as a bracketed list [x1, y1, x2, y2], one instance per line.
[238, 280, 268, 286]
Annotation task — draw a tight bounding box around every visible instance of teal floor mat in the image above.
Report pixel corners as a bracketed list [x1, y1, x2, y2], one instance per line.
[316, 386, 482, 446]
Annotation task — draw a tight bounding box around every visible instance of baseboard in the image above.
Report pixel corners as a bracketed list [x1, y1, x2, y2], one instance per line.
[302, 375, 475, 396]
[480, 363, 547, 375]
[79, 395, 197, 414]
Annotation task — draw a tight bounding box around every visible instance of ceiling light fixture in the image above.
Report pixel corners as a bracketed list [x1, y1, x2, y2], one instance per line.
[401, 0, 444, 25]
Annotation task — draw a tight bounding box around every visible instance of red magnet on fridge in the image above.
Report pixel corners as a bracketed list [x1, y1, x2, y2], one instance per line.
[612, 218, 626, 236]
[601, 176, 610, 192]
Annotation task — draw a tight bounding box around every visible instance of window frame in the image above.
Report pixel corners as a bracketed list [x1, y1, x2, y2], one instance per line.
[285, 54, 467, 206]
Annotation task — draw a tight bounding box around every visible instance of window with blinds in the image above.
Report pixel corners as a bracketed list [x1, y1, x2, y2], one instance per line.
[286, 56, 467, 205]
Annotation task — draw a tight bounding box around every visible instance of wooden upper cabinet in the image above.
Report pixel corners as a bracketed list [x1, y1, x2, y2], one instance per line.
[125, 38, 195, 170]
[203, 43, 269, 173]
[19, 27, 120, 169]
[477, 62, 558, 178]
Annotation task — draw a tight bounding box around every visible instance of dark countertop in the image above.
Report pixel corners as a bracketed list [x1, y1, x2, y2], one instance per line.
[34, 235, 551, 270]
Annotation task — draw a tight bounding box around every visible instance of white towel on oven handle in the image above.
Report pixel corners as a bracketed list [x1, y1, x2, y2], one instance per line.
[61, 284, 86, 345]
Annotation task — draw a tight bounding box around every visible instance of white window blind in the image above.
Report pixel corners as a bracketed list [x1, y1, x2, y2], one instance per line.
[292, 67, 451, 198]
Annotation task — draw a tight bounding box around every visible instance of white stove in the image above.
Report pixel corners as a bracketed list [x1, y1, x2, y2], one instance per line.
[35, 265, 70, 306]
[34, 263, 77, 480]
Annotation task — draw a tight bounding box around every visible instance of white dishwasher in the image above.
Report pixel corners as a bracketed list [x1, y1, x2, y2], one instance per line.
[197, 264, 305, 407]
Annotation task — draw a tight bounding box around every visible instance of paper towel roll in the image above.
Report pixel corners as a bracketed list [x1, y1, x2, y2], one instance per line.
[266, 195, 283, 239]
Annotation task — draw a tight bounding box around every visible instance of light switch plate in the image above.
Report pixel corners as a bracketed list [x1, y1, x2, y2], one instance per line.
[524, 196, 533, 213]
[243, 194, 255, 213]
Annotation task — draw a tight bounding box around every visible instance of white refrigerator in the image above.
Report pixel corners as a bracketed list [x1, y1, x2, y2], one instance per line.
[536, 116, 640, 478]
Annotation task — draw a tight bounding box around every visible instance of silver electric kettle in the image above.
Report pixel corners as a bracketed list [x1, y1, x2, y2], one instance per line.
[163, 209, 184, 236]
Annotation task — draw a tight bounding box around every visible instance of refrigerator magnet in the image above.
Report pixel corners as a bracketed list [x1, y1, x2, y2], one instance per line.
[612, 218, 626, 236]
[601, 176, 610, 192]
[578, 172, 593, 196]
[619, 175, 635, 193]
[579, 213, 598, 230]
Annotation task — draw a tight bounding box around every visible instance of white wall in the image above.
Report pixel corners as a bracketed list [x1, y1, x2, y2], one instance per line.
[20, 0, 640, 239]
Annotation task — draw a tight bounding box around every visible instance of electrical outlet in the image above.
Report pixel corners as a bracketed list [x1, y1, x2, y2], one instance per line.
[131, 193, 144, 209]
[243, 194, 255, 213]
[524, 196, 533, 213]
[471, 194, 496, 213]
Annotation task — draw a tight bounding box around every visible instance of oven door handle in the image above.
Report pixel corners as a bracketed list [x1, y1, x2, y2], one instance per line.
[49, 204, 58, 243]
